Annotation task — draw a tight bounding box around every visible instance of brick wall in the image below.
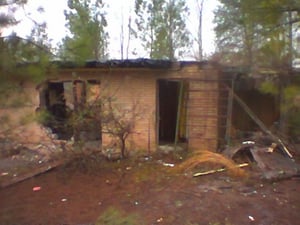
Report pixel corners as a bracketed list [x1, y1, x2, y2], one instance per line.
[100, 72, 157, 154]
[187, 79, 219, 151]
[0, 62, 222, 155]
[0, 82, 55, 144]
[53, 63, 222, 153]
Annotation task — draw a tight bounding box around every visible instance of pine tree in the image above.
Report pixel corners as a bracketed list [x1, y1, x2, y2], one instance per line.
[61, 0, 109, 63]
[135, 0, 191, 60]
[0, 1, 53, 88]
[214, 0, 300, 68]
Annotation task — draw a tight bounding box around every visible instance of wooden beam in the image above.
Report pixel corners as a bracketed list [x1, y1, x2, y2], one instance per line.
[228, 87, 293, 158]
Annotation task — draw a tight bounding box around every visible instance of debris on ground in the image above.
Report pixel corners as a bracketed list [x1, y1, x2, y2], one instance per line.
[223, 133, 300, 180]
[0, 134, 70, 188]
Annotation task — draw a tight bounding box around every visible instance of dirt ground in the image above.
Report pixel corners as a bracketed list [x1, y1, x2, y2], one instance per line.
[0, 152, 300, 225]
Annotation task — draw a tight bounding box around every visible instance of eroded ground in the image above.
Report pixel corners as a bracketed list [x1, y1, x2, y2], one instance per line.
[1, 152, 300, 225]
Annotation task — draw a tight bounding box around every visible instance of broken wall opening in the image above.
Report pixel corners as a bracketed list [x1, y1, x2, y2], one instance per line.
[157, 79, 188, 145]
[232, 89, 280, 139]
[39, 80, 102, 141]
[39, 82, 73, 140]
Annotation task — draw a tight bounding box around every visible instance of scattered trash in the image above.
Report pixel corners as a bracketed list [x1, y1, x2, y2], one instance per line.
[156, 217, 163, 223]
[32, 186, 41, 192]
[162, 162, 175, 167]
[1, 172, 8, 176]
[143, 156, 152, 161]
[242, 190, 257, 197]
[248, 215, 255, 221]
[243, 141, 255, 145]
[61, 198, 67, 202]
[157, 160, 175, 167]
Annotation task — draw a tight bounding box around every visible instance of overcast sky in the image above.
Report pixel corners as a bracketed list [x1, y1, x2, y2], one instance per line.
[3, 0, 219, 59]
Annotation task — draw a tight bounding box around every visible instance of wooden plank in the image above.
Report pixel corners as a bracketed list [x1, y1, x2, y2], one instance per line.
[193, 163, 249, 177]
[0, 159, 65, 188]
[250, 147, 299, 180]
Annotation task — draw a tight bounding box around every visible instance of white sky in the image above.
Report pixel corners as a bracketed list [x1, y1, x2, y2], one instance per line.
[3, 0, 219, 60]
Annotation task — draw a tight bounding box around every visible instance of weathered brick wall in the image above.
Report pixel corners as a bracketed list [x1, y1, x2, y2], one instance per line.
[100, 72, 157, 154]
[0, 62, 222, 155]
[187, 79, 219, 151]
[0, 82, 55, 144]
[54, 63, 222, 153]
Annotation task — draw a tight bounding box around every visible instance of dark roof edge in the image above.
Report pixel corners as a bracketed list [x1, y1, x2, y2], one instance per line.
[52, 58, 221, 69]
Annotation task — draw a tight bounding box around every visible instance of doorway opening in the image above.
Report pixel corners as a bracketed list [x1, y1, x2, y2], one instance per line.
[157, 79, 188, 146]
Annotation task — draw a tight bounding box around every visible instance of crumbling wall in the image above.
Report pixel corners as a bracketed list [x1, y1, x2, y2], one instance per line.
[0, 82, 62, 157]
[55, 62, 222, 153]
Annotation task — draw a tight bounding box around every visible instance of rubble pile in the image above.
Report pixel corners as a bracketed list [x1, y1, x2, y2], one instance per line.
[223, 133, 300, 180]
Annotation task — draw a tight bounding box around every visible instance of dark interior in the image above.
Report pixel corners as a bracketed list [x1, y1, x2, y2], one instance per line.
[158, 80, 180, 143]
[40, 82, 73, 140]
[232, 89, 280, 137]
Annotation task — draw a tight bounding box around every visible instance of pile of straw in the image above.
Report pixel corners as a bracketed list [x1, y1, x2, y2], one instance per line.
[176, 150, 247, 177]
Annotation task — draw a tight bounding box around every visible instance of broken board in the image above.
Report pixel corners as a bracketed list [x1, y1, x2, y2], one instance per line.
[223, 144, 300, 180]
[0, 159, 65, 188]
[250, 147, 300, 180]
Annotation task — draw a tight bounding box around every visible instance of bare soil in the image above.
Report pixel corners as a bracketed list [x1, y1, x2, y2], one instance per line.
[0, 153, 300, 225]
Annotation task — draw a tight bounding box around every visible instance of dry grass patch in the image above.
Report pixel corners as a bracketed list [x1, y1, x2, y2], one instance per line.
[175, 150, 247, 177]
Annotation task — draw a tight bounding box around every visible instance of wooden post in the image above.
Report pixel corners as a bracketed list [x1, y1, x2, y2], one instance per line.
[225, 80, 234, 146]
[174, 81, 184, 150]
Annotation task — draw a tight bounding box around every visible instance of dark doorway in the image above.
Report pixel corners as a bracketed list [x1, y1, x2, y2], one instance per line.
[158, 80, 187, 144]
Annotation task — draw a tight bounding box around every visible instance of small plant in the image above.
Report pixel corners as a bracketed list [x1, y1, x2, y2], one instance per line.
[57, 148, 105, 177]
[95, 207, 143, 225]
[35, 109, 54, 125]
[101, 98, 144, 158]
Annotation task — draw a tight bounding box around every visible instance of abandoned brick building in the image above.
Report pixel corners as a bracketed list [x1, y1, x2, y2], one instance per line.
[1, 59, 283, 154]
